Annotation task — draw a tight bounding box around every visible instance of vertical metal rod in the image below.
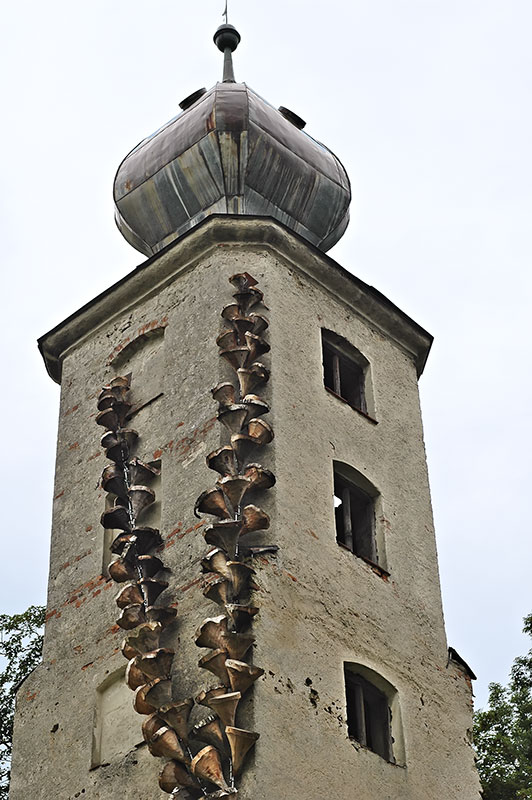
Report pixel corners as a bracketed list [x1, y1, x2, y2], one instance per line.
[342, 486, 353, 552]
[223, 0, 229, 23]
[354, 683, 367, 747]
[223, 47, 236, 82]
[332, 353, 341, 396]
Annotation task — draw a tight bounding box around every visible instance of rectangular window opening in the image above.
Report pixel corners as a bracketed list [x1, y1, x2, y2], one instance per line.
[345, 669, 393, 762]
[322, 339, 368, 415]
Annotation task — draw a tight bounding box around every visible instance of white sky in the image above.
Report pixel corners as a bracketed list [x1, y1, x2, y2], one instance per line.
[1, 0, 531, 709]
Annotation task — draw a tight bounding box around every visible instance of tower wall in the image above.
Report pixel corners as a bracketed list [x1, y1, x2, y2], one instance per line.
[11, 219, 480, 799]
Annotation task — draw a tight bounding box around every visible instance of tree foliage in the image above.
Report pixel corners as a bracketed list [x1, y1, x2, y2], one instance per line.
[474, 614, 532, 799]
[0, 606, 45, 799]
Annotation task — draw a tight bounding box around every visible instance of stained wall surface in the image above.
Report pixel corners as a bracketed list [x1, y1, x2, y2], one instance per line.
[10, 219, 480, 799]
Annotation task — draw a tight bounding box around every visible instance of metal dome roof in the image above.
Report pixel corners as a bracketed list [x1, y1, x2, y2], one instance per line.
[113, 26, 351, 256]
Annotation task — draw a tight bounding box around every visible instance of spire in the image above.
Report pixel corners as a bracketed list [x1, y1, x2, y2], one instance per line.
[214, 18, 241, 83]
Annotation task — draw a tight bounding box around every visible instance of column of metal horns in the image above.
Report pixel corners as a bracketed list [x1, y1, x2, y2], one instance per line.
[187, 272, 275, 798]
[97, 375, 199, 796]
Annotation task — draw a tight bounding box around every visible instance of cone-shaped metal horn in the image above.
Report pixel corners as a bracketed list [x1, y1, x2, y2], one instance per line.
[244, 332, 270, 363]
[230, 434, 256, 470]
[128, 457, 161, 485]
[247, 418, 274, 446]
[101, 505, 131, 532]
[249, 313, 269, 335]
[117, 603, 146, 630]
[198, 648, 230, 687]
[216, 329, 238, 350]
[195, 488, 231, 520]
[233, 287, 264, 315]
[126, 657, 148, 690]
[122, 621, 162, 659]
[109, 375, 130, 391]
[146, 606, 178, 629]
[129, 485, 156, 520]
[243, 463, 276, 491]
[224, 604, 259, 631]
[225, 561, 256, 597]
[230, 315, 255, 343]
[225, 659, 265, 694]
[221, 302, 240, 322]
[139, 577, 169, 606]
[104, 429, 138, 463]
[220, 631, 255, 661]
[195, 615, 229, 651]
[190, 746, 230, 790]
[159, 760, 200, 794]
[208, 691, 241, 728]
[130, 526, 163, 553]
[101, 464, 128, 498]
[211, 382, 236, 407]
[217, 476, 252, 510]
[134, 682, 157, 715]
[162, 698, 194, 742]
[137, 554, 164, 578]
[242, 395, 270, 423]
[110, 532, 136, 555]
[96, 406, 129, 431]
[204, 521, 243, 558]
[196, 686, 228, 707]
[136, 648, 174, 680]
[225, 726, 260, 777]
[109, 557, 137, 583]
[97, 389, 122, 411]
[201, 548, 230, 579]
[236, 362, 269, 396]
[115, 582, 144, 609]
[203, 576, 232, 606]
[240, 505, 270, 535]
[229, 272, 258, 292]
[207, 446, 237, 477]
[191, 715, 226, 751]
[148, 725, 189, 763]
[142, 713, 167, 743]
[220, 347, 250, 371]
[217, 404, 249, 434]
[144, 677, 173, 710]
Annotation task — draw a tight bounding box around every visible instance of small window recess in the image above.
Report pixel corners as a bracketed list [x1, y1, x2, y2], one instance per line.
[344, 663, 405, 766]
[322, 330, 376, 422]
[333, 462, 388, 576]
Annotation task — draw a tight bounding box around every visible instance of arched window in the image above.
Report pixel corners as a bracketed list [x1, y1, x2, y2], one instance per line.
[343, 663, 404, 765]
[333, 462, 382, 568]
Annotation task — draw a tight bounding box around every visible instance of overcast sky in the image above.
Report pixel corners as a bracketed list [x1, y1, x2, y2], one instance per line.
[1, 0, 531, 709]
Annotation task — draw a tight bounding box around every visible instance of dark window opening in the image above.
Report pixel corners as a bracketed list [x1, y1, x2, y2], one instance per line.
[334, 470, 377, 564]
[344, 668, 393, 762]
[322, 337, 367, 414]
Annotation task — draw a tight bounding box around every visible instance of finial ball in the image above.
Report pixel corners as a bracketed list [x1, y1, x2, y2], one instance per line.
[214, 23, 241, 53]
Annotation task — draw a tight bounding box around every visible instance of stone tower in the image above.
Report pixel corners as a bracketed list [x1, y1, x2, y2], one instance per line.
[10, 22, 480, 800]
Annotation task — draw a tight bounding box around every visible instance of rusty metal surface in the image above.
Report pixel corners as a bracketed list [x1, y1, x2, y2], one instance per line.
[114, 82, 350, 256]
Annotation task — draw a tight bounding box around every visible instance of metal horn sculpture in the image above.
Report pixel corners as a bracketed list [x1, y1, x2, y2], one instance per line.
[191, 272, 275, 795]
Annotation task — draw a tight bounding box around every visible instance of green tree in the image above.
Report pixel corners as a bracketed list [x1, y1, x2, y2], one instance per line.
[0, 606, 45, 799]
[474, 614, 532, 799]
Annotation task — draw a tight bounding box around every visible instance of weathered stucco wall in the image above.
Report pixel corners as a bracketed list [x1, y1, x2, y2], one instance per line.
[10, 219, 480, 799]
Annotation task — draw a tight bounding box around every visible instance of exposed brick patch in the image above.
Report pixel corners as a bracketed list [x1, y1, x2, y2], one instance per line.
[64, 404, 79, 417]
[106, 318, 168, 365]
[179, 577, 203, 593]
[68, 442, 79, 451]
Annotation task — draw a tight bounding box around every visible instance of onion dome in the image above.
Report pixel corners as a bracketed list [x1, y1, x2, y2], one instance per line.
[113, 24, 351, 256]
